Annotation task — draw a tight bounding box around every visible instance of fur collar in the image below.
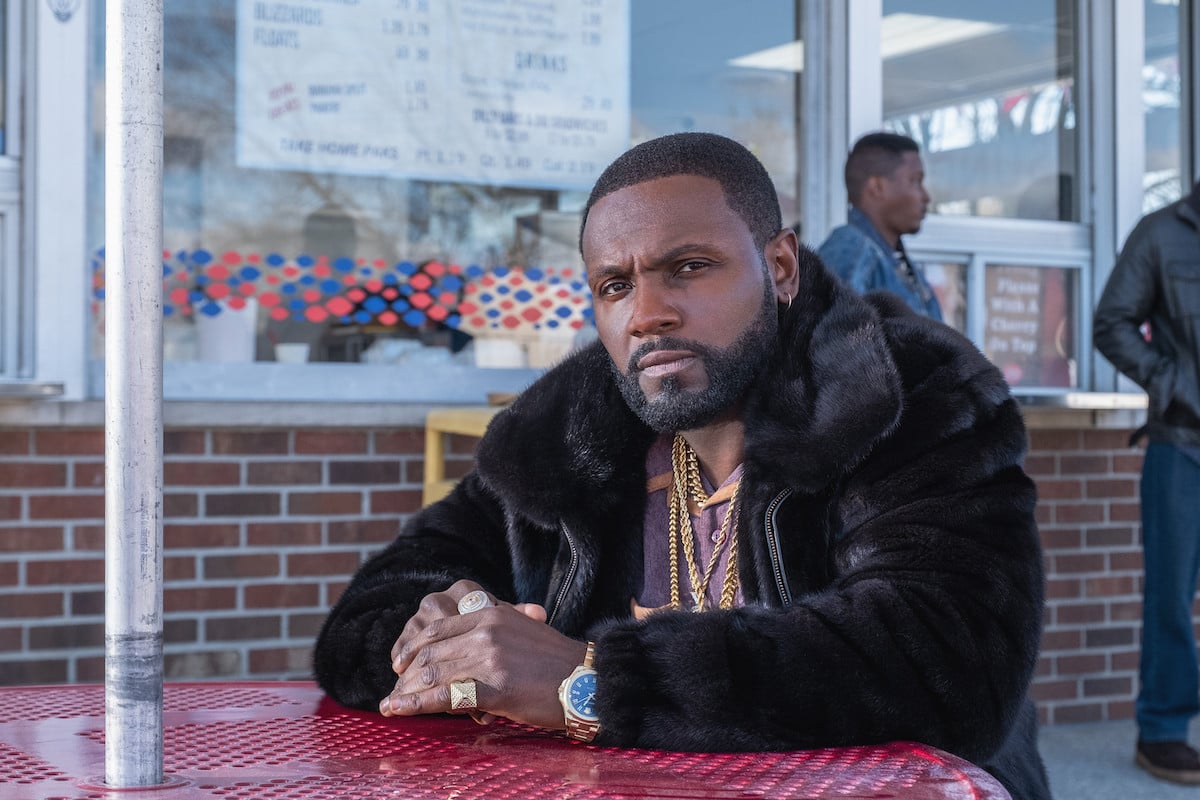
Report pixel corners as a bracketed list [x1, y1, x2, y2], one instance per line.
[474, 255, 903, 525]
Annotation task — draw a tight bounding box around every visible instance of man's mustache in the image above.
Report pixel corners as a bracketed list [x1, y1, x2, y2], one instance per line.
[626, 337, 712, 374]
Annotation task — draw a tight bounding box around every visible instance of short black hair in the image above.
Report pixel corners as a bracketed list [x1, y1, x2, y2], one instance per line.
[579, 132, 782, 252]
[844, 132, 920, 205]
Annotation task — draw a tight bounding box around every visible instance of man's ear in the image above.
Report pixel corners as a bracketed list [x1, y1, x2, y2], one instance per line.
[765, 228, 800, 302]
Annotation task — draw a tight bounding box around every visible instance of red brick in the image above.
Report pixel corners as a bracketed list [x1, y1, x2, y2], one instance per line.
[1045, 578, 1081, 599]
[1083, 676, 1132, 697]
[0, 592, 64, 618]
[165, 524, 241, 549]
[1112, 650, 1140, 671]
[1031, 679, 1078, 702]
[77, 656, 104, 682]
[287, 492, 361, 516]
[203, 553, 281, 579]
[1034, 504, 1052, 525]
[247, 461, 322, 485]
[1085, 575, 1136, 597]
[26, 558, 103, 585]
[0, 462, 67, 488]
[164, 587, 237, 612]
[294, 431, 367, 455]
[1085, 527, 1135, 548]
[206, 615, 281, 641]
[370, 489, 421, 514]
[164, 430, 206, 455]
[1028, 430, 1081, 452]
[1054, 553, 1105, 574]
[212, 431, 288, 455]
[1083, 429, 1137, 450]
[287, 551, 360, 577]
[325, 580, 350, 605]
[1109, 502, 1141, 523]
[73, 525, 104, 550]
[244, 582, 319, 608]
[1055, 503, 1106, 524]
[165, 461, 241, 486]
[0, 626, 19, 650]
[0, 431, 31, 455]
[0, 526, 64, 552]
[1040, 528, 1081, 551]
[1107, 699, 1136, 720]
[1056, 603, 1104, 625]
[1112, 454, 1144, 474]
[445, 460, 474, 481]
[402, 459, 426, 484]
[447, 434, 481, 455]
[165, 619, 199, 644]
[28, 494, 103, 520]
[1034, 657, 1052, 677]
[247, 522, 322, 547]
[206, 493, 281, 517]
[1035, 479, 1082, 500]
[0, 563, 16, 586]
[287, 613, 327, 638]
[34, 429, 104, 456]
[0, 659, 67, 684]
[328, 519, 398, 544]
[1085, 627, 1136, 648]
[29, 622, 104, 650]
[1053, 703, 1103, 724]
[374, 430, 424, 454]
[1110, 600, 1143, 622]
[165, 555, 197, 581]
[1022, 454, 1056, 476]
[330, 460, 399, 484]
[1040, 629, 1082, 651]
[1085, 478, 1136, 499]
[165, 493, 199, 518]
[1110, 551, 1144, 571]
[1059, 454, 1110, 475]
[70, 590, 103, 615]
[165, 651, 241, 678]
[1055, 653, 1107, 675]
[0, 496, 20, 519]
[73, 462, 104, 488]
[248, 646, 311, 674]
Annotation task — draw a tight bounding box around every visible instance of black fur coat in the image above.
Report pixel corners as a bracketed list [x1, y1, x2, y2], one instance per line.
[315, 262, 1049, 799]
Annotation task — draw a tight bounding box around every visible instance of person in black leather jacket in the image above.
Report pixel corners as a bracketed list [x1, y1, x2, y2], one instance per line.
[315, 133, 1050, 800]
[1095, 182, 1200, 785]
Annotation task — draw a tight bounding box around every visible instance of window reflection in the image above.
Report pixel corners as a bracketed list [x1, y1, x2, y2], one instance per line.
[921, 261, 967, 333]
[882, 1, 1077, 222]
[88, 0, 799, 368]
[983, 264, 1077, 388]
[1144, 0, 1182, 213]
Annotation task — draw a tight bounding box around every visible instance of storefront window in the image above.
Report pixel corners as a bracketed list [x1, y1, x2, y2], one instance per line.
[1144, 0, 1182, 213]
[88, 0, 799, 371]
[881, 2, 1078, 222]
[922, 261, 967, 333]
[982, 264, 1077, 388]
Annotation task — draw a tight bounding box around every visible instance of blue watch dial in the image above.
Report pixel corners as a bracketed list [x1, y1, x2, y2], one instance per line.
[568, 672, 598, 720]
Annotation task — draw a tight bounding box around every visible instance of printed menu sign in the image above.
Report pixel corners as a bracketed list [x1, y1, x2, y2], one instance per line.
[236, 0, 630, 190]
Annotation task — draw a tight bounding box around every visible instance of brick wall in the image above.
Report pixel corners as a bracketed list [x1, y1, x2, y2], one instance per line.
[1027, 427, 1146, 725]
[0, 423, 1153, 727]
[0, 426, 478, 686]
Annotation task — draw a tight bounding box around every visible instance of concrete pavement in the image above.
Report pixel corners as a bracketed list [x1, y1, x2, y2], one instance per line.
[1040, 718, 1200, 799]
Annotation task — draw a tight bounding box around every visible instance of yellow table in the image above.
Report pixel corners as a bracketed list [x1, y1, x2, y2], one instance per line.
[422, 406, 502, 505]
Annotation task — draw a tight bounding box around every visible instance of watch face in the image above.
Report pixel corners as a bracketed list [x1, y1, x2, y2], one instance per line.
[567, 671, 598, 721]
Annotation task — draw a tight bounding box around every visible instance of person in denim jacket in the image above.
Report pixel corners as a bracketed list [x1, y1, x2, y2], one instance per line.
[818, 132, 941, 321]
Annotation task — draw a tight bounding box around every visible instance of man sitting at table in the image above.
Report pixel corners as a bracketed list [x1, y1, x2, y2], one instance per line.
[314, 133, 1049, 800]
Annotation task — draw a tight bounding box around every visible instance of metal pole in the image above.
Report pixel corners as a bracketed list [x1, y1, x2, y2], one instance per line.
[104, 0, 165, 787]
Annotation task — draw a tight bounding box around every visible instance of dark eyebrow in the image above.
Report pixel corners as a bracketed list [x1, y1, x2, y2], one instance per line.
[587, 242, 723, 284]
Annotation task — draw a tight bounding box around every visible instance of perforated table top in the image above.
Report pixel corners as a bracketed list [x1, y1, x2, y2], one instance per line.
[0, 682, 1009, 799]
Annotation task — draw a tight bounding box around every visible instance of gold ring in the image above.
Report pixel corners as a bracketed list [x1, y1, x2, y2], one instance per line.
[449, 679, 478, 711]
[457, 590, 492, 615]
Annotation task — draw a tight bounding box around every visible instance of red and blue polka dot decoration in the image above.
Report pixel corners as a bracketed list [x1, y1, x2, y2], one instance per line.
[90, 249, 593, 333]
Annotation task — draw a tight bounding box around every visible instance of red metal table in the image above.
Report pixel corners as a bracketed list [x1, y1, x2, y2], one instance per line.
[0, 682, 1009, 799]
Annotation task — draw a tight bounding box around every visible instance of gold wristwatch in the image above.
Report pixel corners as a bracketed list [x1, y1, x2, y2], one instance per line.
[558, 641, 600, 742]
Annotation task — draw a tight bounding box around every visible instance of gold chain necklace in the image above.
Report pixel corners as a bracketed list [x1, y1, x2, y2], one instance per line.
[667, 434, 742, 612]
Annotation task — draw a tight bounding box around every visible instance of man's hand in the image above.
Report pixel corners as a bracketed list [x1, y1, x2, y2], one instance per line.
[379, 579, 589, 730]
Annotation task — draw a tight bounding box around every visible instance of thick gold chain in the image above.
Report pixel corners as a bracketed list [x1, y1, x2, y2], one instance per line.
[668, 435, 742, 612]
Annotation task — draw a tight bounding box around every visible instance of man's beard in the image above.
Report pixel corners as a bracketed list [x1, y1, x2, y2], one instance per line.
[611, 282, 777, 433]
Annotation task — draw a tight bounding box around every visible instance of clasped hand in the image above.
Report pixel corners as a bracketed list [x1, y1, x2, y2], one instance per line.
[379, 579, 588, 730]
